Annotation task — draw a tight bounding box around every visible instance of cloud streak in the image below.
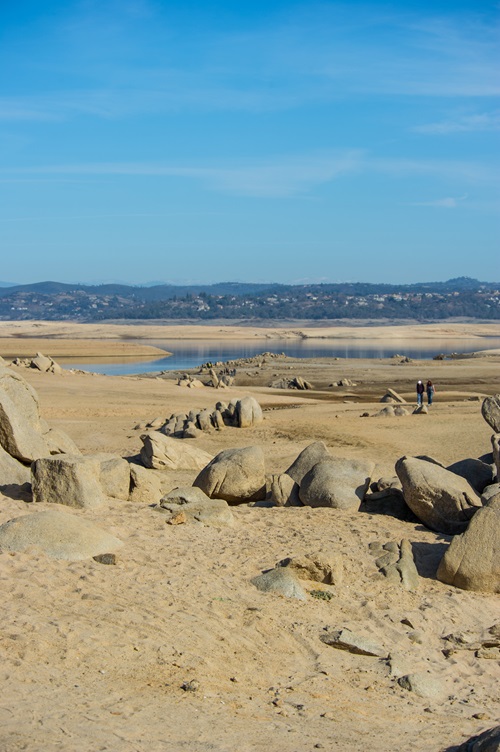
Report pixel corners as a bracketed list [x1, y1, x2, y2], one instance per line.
[1, 153, 496, 197]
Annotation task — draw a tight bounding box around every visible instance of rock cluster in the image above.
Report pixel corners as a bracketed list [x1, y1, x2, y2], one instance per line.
[270, 376, 314, 390]
[142, 395, 263, 439]
[11, 352, 63, 374]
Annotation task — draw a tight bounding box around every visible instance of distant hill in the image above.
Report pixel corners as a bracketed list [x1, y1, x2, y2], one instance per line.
[0, 278, 498, 321]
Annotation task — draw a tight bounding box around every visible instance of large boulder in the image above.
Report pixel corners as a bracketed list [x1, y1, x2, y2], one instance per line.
[0, 510, 123, 561]
[454, 725, 500, 752]
[0, 443, 31, 488]
[0, 366, 57, 463]
[193, 446, 266, 503]
[90, 453, 131, 499]
[492, 434, 500, 481]
[447, 458, 495, 494]
[437, 507, 500, 593]
[482, 395, 500, 433]
[0, 367, 42, 431]
[158, 486, 234, 527]
[396, 457, 482, 534]
[31, 454, 107, 509]
[299, 457, 375, 510]
[236, 396, 263, 428]
[140, 432, 212, 471]
[285, 442, 331, 485]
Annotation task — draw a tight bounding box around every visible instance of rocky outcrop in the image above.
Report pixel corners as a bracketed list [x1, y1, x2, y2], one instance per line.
[31, 455, 107, 509]
[299, 457, 374, 510]
[140, 432, 212, 471]
[396, 457, 482, 534]
[437, 507, 500, 593]
[193, 446, 266, 503]
[0, 510, 123, 560]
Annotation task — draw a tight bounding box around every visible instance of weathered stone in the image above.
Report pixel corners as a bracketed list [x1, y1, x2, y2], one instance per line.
[447, 458, 495, 494]
[140, 432, 212, 471]
[437, 507, 500, 593]
[31, 352, 53, 372]
[0, 443, 31, 488]
[0, 510, 122, 561]
[482, 395, 500, 432]
[394, 406, 409, 416]
[412, 404, 428, 415]
[193, 446, 266, 503]
[320, 628, 387, 658]
[197, 409, 212, 432]
[279, 551, 343, 585]
[381, 539, 419, 591]
[158, 486, 234, 527]
[31, 454, 107, 509]
[183, 422, 204, 439]
[454, 725, 500, 752]
[42, 427, 81, 456]
[285, 442, 331, 485]
[483, 483, 500, 510]
[299, 458, 375, 510]
[375, 406, 396, 417]
[387, 388, 406, 403]
[0, 369, 49, 462]
[129, 463, 166, 503]
[236, 396, 263, 428]
[212, 409, 225, 431]
[90, 453, 131, 499]
[398, 672, 443, 699]
[492, 434, 500, 481]
[267, 473, 301, 506]
[376, 476, 402, 493]
[251, 568, 307, 600]
[147, 417, 165, 429]
[396, 456, 482, 534]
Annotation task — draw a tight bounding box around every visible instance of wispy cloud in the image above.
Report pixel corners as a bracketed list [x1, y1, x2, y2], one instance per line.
[1, 152, 497, 197]
[414, 111, 500, 134]
[0, 151, 363, 197]
[1, 4, 498, 124]
[409, 194, 468, 209]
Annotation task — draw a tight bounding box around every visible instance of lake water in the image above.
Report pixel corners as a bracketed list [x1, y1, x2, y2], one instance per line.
[62, 337, 500, 376]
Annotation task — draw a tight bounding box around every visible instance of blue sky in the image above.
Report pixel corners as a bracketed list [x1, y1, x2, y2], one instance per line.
[1, 0, 499, 285]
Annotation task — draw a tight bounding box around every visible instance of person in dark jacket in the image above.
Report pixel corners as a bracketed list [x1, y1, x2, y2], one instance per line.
[416, 380, 425, 405]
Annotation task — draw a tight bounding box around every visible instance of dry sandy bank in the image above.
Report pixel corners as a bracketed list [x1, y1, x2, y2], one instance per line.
[0, 341, 499, 752]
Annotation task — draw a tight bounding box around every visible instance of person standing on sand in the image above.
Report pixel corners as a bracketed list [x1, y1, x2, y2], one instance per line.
[426, 380, 435, 405]
[416, 380, 425, 405]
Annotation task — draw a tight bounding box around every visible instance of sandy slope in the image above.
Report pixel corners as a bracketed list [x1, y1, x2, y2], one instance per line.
[0, 324, 499, 752]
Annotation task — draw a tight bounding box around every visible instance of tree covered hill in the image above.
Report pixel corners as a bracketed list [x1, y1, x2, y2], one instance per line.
[0, 278, 499, 321]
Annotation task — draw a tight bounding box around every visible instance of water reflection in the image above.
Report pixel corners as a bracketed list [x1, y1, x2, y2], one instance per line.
[62, 337, 500, 376]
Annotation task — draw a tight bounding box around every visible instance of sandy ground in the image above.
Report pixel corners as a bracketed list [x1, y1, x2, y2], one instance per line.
[1, 322, 499, 752]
